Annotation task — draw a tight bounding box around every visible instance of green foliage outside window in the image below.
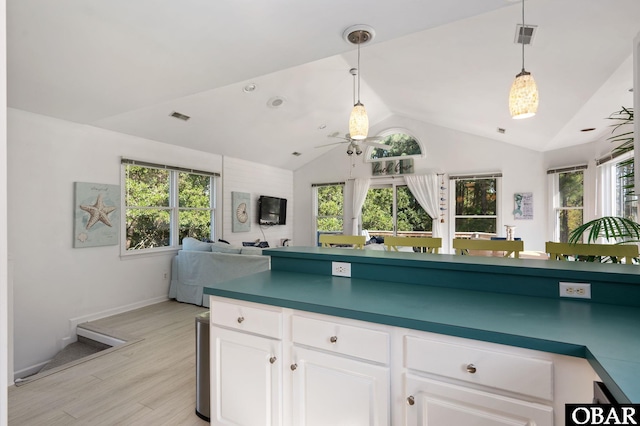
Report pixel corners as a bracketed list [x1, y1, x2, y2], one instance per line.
[558, 171, 584, 243]
[370, 133, 422, 159]
[454, 178, 497, 233]
[316, 185, 343, 232]
[125, 165, 214, 250]
[361, 186, 432, 236]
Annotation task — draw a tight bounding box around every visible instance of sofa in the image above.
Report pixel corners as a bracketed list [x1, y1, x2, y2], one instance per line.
[169, 238, 271, 307]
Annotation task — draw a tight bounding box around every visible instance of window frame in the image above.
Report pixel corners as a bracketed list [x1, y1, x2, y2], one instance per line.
[360, 177, 433, 239]
[449, 173, 502, 239]
[120, 159, 219, 256]
[548, 165, 586, 243]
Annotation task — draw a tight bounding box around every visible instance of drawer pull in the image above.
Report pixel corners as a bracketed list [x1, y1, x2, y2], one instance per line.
[329, 336, 338, 344]
[466, 363, 477, 374]
[237, 316, 245, 324]
[290, 363, 298, 371]
[407, 395, 415, 406]
[269, 356, 277, 364]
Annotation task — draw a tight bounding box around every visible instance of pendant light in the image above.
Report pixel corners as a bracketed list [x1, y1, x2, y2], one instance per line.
[346, 28, 373, 140]
[509, 0, 538, 119]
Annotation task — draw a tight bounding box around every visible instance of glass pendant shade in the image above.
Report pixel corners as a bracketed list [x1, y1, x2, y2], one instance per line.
[349, 102, 369, 140]
[509, 70, 538, 119]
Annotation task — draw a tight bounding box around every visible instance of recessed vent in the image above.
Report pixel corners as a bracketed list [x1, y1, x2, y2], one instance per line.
[170, 111, 191, 121]
[514, 25, 537, 45]
[292, 152, 302, 156]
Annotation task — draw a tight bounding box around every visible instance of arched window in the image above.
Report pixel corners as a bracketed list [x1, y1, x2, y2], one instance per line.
[366, 131, 423, 161]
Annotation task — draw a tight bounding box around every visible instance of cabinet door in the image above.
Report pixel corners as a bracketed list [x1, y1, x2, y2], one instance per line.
[211, 326, 282, 426]
[291, 346, 389, 426]
[405, 375, 553, 426]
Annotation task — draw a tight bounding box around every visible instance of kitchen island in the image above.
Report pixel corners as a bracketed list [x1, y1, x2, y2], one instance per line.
[204, 247, 640, 425]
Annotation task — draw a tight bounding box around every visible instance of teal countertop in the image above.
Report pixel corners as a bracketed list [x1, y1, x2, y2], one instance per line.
[203, 247, 640, 404]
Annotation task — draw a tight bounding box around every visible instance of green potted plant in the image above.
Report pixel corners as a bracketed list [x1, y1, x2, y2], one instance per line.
[568, 106, 640, 245]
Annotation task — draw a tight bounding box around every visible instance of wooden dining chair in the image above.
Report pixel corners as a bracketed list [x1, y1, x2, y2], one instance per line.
[384, 236, 442, 254]
[545, 242, 639, 264]
[319, 234, 366, 249]
[453, 238, 524, 258]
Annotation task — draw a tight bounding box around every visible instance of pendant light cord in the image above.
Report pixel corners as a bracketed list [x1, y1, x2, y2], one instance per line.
[357, 32, 361, 103]
[521, 0, 525, 72]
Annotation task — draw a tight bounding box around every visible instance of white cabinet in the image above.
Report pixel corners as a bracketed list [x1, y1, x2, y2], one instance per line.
[290, 315, 390, 426]
[402, 330, 598, 426]
[210, 298, 283, 426]
[405, 375, 553, 426]
[209, 296, 598, 426]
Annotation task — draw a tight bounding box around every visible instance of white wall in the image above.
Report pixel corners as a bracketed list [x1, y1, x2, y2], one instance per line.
[7, 109, 227, 378]
[221, 157, 293, 248]
[7, 109, 295, 379]
[295, 114, 558, 253]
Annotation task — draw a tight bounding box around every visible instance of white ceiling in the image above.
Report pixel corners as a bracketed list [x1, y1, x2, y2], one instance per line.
[7, 0, 640, 170]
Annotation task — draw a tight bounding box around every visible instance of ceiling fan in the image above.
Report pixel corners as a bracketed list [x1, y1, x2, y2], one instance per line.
[315, 132, 389, 156]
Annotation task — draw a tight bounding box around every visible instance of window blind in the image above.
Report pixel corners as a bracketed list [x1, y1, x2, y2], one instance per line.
[121, 158, 220, 177]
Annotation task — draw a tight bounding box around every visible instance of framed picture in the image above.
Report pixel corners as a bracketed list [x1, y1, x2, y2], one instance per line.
[74, 182, 120, 247]
[232, 191, 251, 232]
[513, 192, 533, 220]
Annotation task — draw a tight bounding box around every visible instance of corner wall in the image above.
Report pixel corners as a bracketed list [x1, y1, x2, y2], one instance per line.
[7, 109, 225, 377]
[221, 157, 293, 248]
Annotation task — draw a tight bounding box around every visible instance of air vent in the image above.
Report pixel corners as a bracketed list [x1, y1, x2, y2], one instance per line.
[170, 111, 191, 121]
[292, 152, 302, 156]
[514, 25, 537, 45]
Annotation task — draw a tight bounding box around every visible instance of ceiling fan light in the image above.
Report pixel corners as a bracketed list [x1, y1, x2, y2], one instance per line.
[509, 70, 538, 119]
[349, 102, 369, 140]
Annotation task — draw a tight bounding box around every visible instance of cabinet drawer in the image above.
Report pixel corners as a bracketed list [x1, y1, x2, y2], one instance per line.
[405, 336, 553, 400]
[210, 298, 282, 339]
[292, 315, 389, 364]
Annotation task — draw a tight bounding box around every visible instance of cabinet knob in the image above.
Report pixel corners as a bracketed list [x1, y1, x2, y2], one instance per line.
[237, 316, 245, 324]
[466, 363, 477, 374]
[329, 336, 338, 344]
[269, 356, 277, 364]
[290, 363, 298, 371]
[407, 395, 415, 406]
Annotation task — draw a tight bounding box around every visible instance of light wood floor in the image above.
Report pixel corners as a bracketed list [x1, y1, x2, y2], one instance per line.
[9, 300, 210, 425]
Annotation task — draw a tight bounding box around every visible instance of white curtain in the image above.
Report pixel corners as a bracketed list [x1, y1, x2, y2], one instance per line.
[405, 174, 442, 238]
[351, 178, 370, 236]
[596, 162, 614, 218]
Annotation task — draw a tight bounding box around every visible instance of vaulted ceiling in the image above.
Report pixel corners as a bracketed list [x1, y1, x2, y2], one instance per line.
[8, 0, 640, 170]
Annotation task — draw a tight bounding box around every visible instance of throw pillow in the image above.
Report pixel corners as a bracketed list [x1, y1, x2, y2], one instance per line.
[182, 237, 212, 252]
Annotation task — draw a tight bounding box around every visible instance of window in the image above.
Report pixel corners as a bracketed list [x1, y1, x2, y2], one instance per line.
[361, 182, 432, 239]
[367, 131, 422, 161]
[314, 183, 344, 241]
[615, 157, 637, 222]
[596, 151, 637, 225]
[122, 159, 217, 252]
[549, 166, 585, 243]
[451, 174, 500, 237]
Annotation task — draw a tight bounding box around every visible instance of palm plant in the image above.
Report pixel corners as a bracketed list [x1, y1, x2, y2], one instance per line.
[567, 107, 640, 245]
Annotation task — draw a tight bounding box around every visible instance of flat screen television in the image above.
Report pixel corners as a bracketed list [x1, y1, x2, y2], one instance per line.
[258, 195, 287, 225]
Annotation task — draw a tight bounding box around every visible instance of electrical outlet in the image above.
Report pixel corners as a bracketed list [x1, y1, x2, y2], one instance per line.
[332, 261, 351, 277]
[559, 282, 591, 299]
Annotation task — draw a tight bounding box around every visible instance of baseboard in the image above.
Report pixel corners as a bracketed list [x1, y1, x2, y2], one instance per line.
[68, 296, 169, 333]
